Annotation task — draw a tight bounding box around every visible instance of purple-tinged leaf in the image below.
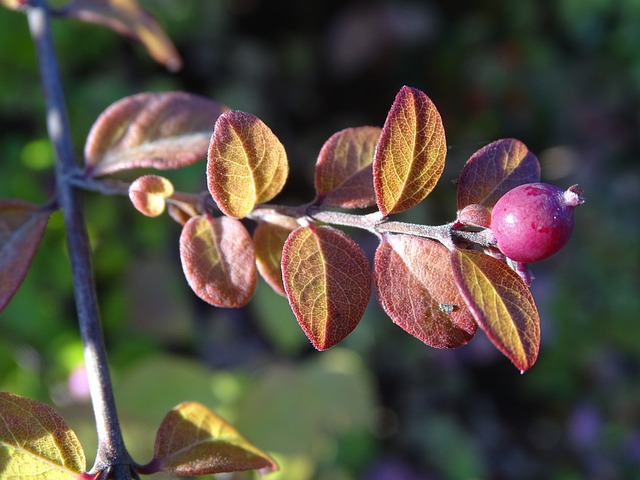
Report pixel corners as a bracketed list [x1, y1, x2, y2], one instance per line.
[180, 215, 256, 308]
[85, 92, 227, 176]
[314, 126, 381, 208]
[457, 138, 540, 209]
[0, 200, 50, 312]
[374, 235, 476, 348]
[451, 248, 540, 371]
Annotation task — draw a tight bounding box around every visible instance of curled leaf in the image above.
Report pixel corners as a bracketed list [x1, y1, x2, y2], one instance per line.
[0, 392, 86, 478]
[314, 126, 381, 208]
[253, 218, 299, 297]
[207, 111, 289, 218]
[374, 235, 476, 348]
[150, 401, 277, 476]
[0, 200, 50, 312]
[457, 138, 541, 209]
[85, 92, 227, 176]
[128, 174, 174, 217]
[451, 249, 540, 371]
[180, 215, 256, 308]
[62, 0, 182, 71]
[373, 86, 446, 216]
[282, 226, 371, 350]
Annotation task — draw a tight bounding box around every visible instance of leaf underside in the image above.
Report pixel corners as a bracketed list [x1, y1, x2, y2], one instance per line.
[451, 249, 540, 371]
[374, 235, 477, 348]
[253, 218, 299, 297]
[282, 226, 371, 350]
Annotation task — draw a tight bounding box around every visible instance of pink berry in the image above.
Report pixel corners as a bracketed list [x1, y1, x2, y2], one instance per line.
[490, 183, 584, 263]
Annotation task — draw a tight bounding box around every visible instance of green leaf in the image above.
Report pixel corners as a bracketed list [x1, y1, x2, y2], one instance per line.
[0, 200, 50, 312]
[180, 215, 256, 308]
[373, 86, 446, 216]
[84, 92, 227, 176]
[207, 110, 289, 218]
[253, 218, 298, 297]
[451, 249, 540, 371]
[149, 401, 277, 476]
[0, 392, 86, 479]
[62, 0, 182, 71]
[374, 236, 477, 348]
[456, 138, 540, 209]
[314, 126, 381, 208]
[128, 174, 174, 217]
[282, 226, 371, 350]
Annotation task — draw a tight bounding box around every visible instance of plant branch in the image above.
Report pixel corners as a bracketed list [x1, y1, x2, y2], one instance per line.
[27, 1, 133, 478]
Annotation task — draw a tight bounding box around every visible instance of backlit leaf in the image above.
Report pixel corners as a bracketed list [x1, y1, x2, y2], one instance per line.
[85, 92, 227, 176]
[451, 249, 540, 371]
[253, 218, 299, 297]
[374, 236, 477, 348]
[128, 174, 174, 217]
[0, 392, 86, 478]
[373, 86, 446, 216]
[150, 401, 277, 476]
[62, 0, 182, 71]
[180, 215, 256, 308]
[0, 200, 50, 312]
[207, 111, 289, 218]
[314, 126, 381, 208]
[282, 226, 371, 350]
[0, 0, 26, 10]
[457, 138, 540, 209]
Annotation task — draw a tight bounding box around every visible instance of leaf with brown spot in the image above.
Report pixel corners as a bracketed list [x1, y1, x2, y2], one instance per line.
[207, 111, 289, 219]
[62, 0, 182, 71]
[281, 226, 371, 350]
[374, 235, 477, 348]
[0, 200, 50, 312]
[457, 138, 540, 209]
[373, 86, 446, 216]
[451, 248, 540, 371]
[128, 174, 174, 217]
[314, 126, 381, 208]
[85, 92, 227, 176]
[180, 215, 256, 308]
[0, 392, 86, 478]
[147, 401, 277, 476]
[253, 218, 298, 297]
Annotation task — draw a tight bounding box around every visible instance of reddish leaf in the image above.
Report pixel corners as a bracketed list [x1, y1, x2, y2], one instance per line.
[314, 126, 381, 208]
[207, 111, 289, 218]
[253, 218, 298, 297]
[0, 200, 50, 312]
[180, 215, 256, 308]
[0, 392, 86, 478]
[85, 92, 227, 176]
[457, 138, 541, 209]
[62, 0, 182, 71]
[128, 174, 174, 217]
[150, 401, 277, 476]
[374, 235, 477, 348]
[373, 86, 446, 216]
[282, 226, 371, 350]
[451, 249, 540, 371]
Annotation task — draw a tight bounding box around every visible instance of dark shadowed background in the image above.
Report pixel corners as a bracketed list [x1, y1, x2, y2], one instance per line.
[1, 1, 639, 479]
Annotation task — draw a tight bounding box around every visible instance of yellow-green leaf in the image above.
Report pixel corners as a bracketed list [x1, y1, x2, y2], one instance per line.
[85, 92, 227, 176]
[207, 110, 289, 218]
[150, 401, 277, 476]
[0, 200, 50, 312]
[451, 249, 540, 371]
[282, 226, 371, 350]
[62, 0, 182, 71]
[253, 218, 298, 297]
[314, 126, 381, 208]
[128, 174, 174, 217]
[180, 215, 256, 308]
[373, 86, 446, 216]
[0, 392, 86, 479]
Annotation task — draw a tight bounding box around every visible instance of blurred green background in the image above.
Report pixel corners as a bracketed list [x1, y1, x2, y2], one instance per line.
[1, 1, 639, 479]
